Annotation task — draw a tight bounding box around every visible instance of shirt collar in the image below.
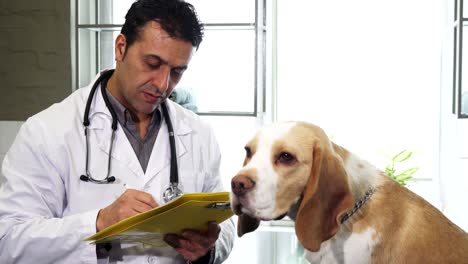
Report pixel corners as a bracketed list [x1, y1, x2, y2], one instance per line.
[104, 88, 161, 127]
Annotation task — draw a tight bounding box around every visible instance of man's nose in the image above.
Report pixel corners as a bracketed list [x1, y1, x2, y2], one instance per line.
[151, 67, 171, 93]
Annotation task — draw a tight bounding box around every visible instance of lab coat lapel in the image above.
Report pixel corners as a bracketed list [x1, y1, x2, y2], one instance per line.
[87, 83, 144, 178]
[145, 102, 190, 179]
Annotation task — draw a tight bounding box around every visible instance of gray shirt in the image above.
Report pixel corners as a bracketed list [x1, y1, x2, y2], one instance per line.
[105, 89, 162, 173]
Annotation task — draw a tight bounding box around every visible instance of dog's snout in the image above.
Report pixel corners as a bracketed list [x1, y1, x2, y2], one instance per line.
[231, 174, 255, 196]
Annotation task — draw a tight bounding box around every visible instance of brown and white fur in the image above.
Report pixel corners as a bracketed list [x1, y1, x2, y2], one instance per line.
[230, 121, 468, 264]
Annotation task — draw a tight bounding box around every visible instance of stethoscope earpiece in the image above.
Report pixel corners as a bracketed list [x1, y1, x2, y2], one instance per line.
[107, 176, 116, 183]
[80, 175, 89, 182]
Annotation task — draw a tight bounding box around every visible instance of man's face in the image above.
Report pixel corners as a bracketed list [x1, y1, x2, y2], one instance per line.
[112, 21, 195, 117]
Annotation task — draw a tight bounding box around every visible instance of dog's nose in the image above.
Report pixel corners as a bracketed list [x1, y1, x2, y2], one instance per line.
[231, 175, 255, 196]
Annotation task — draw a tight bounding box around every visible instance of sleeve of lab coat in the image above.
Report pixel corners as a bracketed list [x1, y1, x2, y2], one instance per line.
[201, 125, 235, 264]
[0, 119, 98, 264]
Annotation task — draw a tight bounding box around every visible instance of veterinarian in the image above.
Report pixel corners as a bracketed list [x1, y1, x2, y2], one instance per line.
[0, 0, 235, 263]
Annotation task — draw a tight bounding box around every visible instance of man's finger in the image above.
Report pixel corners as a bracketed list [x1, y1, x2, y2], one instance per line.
[181, 222, 220, 244]
[132, 191, 158, 208]
[164, 233, 212, 261]
[206, 221, 221, 238]
[175, 248, 200, 262]
[181, 230, 208, 247]
[163, 233, 181, 248]
[178, 236, 204, 252]
[132, 202, 154, 213]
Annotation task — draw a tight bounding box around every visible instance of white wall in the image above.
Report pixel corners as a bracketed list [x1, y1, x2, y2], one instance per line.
[0, 121, 23, 184]
[439, 117, 468, 230]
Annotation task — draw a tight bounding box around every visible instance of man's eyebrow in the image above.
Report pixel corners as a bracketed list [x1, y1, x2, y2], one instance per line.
[173, 65, 188, 71]
[144, 54, 166, 64]
[144, 54, 188, 70]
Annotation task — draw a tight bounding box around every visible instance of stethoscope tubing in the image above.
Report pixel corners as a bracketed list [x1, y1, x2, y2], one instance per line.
[80, 70, 181, 198]
[160, 102, 178, 185]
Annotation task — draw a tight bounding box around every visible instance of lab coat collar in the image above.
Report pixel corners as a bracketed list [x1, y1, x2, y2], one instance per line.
[86, 79, 142, 177]
[144, 100, 190, 180]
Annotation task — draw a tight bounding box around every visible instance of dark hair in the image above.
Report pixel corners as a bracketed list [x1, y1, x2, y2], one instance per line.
[121, 0, 204, 50]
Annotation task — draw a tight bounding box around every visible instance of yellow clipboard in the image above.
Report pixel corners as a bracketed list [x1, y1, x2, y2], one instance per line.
[85, 192, 233, 247]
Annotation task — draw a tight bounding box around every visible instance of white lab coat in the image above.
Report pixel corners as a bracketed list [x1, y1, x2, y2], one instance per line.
[0, 74, 235, 264]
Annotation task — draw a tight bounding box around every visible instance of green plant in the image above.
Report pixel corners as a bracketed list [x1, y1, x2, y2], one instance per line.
[385, 150, 418, 186]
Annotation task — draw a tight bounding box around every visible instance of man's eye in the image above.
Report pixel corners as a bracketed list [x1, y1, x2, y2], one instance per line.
[277, 152, 296, 165]
[171, 69, 184, 78]
[147, 63, 161, 69]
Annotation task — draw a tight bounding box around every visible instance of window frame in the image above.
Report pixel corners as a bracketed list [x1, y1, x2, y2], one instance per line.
[71, 0, 268, 117]
[453, 0, 468, 118]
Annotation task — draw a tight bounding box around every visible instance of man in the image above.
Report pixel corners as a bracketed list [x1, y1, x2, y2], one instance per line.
[0, 0, 235, 263]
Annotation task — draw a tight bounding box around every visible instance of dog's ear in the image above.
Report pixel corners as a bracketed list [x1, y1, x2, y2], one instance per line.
[295, 140, 354, 252]
[237, 214, 260, 237]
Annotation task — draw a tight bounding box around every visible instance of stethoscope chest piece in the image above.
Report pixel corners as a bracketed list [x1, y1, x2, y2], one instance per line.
[163, 182, 183, 203]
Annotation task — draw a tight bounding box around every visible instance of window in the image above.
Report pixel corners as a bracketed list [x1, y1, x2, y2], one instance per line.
[73, 0, 265, 116]
[453, 0, 468, 118]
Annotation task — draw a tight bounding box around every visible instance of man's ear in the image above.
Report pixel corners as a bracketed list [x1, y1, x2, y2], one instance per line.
[237, 214, 260, 237]
[295, 140, 354, 252]
[115, 34, 127, 61]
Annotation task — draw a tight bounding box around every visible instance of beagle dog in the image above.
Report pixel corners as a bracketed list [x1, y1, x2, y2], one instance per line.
[230, 121, 468, 263]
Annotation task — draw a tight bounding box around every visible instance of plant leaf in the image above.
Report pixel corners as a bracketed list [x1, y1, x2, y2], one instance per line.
[392, 150, 407, 161]
[396, 174, 413, 181]
[400, 167, 418, 175]
[395, 150, 413, 162]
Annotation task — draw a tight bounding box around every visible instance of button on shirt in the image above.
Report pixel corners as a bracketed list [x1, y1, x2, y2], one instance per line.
[105, 89, 162, 173]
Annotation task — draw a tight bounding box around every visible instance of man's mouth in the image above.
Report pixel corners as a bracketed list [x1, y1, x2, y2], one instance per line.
[143, 92, 161, 104]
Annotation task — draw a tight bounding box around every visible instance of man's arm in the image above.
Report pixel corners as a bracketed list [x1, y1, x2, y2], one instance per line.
[0, 121, 97, 263]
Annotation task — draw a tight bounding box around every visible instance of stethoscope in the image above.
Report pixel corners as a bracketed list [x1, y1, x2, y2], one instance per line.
[79, 69, 183, 203]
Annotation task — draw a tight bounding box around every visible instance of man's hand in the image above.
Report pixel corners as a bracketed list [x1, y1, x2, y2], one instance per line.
[96, 189, 158, 231]
[163, 221, 221, 262]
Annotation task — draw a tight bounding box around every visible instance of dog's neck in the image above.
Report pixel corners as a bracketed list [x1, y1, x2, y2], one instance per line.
[335, 146, 384, 200]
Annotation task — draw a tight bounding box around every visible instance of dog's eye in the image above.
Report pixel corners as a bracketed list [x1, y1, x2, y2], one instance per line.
[245, 147, 252, 158]
[277, 152, 296, 165]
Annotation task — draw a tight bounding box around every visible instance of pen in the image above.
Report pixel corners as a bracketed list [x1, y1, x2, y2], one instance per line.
[118, 183, 135, 197]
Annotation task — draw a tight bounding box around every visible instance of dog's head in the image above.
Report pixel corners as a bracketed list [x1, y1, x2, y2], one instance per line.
[230, 121, 354, 251]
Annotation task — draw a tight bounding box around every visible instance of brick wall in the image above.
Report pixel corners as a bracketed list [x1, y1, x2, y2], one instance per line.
[0, 0, 71, 120]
